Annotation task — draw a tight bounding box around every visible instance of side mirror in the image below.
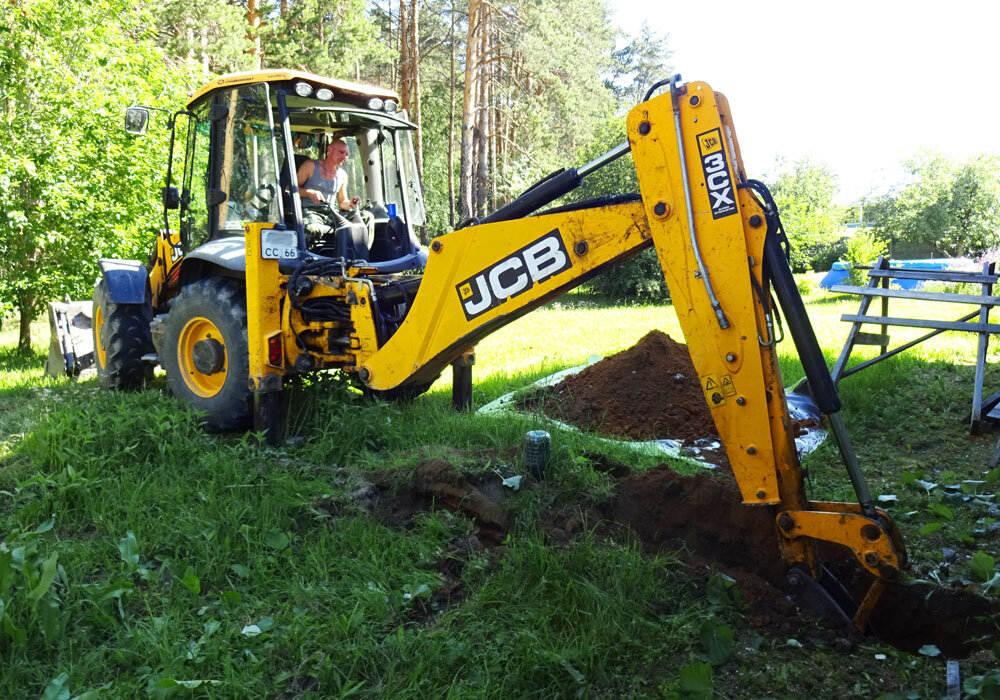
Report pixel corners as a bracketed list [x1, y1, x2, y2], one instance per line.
[162, 186, 179, 210]
[125, 106, 150, 135]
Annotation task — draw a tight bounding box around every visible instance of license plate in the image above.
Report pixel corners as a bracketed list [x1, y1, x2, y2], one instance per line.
[260, 229, 298, 260]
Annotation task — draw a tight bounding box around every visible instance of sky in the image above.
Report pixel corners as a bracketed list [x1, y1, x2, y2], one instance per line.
[610, 0, 1000, 204]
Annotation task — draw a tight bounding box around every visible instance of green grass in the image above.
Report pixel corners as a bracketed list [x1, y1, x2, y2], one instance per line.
[2, 288, 1000, 698]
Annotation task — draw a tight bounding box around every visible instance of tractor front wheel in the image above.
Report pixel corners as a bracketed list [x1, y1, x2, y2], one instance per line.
[163, 279, 252, 431]
[93, 279, 154, 390]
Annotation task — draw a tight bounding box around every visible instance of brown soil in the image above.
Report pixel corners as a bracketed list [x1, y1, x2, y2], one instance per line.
[604, 465, 1000, 658]
[336, 453, 998, 658]
[520, 330, 719, 442]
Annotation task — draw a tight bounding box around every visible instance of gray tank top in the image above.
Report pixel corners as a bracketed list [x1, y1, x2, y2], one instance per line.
[302, 160, 345, 207]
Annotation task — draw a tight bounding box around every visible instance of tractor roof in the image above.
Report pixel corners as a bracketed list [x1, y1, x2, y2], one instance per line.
[186, 70, 399, 109]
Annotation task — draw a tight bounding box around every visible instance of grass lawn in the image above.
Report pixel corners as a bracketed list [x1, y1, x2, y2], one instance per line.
[1, 284, 999, 699]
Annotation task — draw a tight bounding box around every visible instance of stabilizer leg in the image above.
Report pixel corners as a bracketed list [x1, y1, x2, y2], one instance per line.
[254, 389, 282, 446]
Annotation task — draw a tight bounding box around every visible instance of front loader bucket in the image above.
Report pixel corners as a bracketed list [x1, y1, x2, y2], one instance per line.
[45, 300, 95, 378]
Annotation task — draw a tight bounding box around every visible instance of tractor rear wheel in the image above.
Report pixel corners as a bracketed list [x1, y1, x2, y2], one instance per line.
[92, 279, 154, 390]
[163, 278, 252, 431]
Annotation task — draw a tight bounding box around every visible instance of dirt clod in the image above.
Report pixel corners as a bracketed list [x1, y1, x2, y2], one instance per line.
[521, 330, 718, 442]
[415, 459, 510, 541]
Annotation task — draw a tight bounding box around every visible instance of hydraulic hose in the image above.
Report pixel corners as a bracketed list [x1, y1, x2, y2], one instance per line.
[761, 211, 876, 516]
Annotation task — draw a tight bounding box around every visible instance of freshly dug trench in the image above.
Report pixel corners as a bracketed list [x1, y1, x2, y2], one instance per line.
[362, 457, 996, 656]
[604, 465, 999, 657]
[520, 330, 718, 442]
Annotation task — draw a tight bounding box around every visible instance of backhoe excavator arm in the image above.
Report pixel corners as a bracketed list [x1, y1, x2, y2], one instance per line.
[253, 78, 906, 628]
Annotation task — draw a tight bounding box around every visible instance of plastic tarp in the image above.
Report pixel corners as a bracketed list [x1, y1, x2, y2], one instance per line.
[819, 257, 980, 290]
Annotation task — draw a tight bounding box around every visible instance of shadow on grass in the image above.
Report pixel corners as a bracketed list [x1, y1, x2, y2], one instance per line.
[0, 346, 45, 373]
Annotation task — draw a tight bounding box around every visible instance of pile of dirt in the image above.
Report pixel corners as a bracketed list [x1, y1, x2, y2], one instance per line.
[520, 330, 718, 442]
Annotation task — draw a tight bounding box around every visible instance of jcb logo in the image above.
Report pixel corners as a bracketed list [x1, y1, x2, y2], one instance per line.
[697, 128, 738, 220]
[456, 230, 571, 320]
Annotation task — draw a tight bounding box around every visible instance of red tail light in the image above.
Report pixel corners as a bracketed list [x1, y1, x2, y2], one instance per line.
[267, 335, 283, 367]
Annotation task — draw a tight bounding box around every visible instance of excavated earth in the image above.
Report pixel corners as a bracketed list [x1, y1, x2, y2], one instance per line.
[343, 331, 997, 657]
[519, 329, 818, 453]
[605, 466, 999, 657]
[361, 459, 999, 658]
[519, 330, 719, 443]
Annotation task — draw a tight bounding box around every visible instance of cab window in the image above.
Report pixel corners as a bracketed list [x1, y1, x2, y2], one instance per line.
[217, 84, 282, 233]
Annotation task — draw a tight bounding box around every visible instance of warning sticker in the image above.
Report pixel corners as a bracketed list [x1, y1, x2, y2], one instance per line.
[720, 374, 737, 397]
[701, 374, 726, 407]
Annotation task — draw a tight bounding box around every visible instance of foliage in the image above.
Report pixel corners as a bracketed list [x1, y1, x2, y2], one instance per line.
[606, 21, 673, 107]
[497, 0, 618, 188]
[842, 193, 895, 229]
[0, 0, 187, 351]
[588, 248, 669, 302]
[876, 151, 1000, 258]
[563, 119, 669, 302]
[767, 158, 843, 272]
[845, 230, 888, 285]
[0, 518, 66, 649]
[261, 0, 391, 78]
[153, 0, 257, 75]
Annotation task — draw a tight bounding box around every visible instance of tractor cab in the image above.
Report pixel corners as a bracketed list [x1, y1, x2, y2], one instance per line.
[136, 71, 427, 294]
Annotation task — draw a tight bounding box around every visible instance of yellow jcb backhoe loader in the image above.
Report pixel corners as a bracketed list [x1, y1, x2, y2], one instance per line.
[98, 70, 905, 630]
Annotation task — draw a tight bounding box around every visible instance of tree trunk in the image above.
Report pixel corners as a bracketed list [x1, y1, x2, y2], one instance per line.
[489, 35, 498, 210]
[17, 296, 36, 355]
[447, 0, 456, 228]
[399, 0, 410, 113]
[246, 0, 262, 69]
[474, 5, 490, 217]
[411, 0, 422, 179]
[458, 0, 482, 222]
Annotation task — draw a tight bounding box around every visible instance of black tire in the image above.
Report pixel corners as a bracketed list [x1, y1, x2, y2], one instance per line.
[93, 279, 154, 390]
[162, 278, 252, 431]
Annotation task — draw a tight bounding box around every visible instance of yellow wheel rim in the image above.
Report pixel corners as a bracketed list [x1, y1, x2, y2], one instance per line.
[177, 316, 227, 398]
[94, 304, 107, 369]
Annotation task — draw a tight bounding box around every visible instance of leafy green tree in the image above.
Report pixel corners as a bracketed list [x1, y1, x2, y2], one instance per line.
[566, 119, 668, 302]
[154, 0, 257, 75]
[606, 21, 672, 108]
[507, 0, 617, 179]
[0, 0, 185, 352]
[261, 0, 390, 77]
[845, 230, 888, 285]
[876, 151, 1000, 258]
[766, 158, 842, 272]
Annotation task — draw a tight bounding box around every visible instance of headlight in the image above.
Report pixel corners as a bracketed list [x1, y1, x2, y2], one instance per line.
[294, 82, 313, 97]
[383, 99, 398, 113]
[315, 88, 334, 101]
[367, 97, 384, 111]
